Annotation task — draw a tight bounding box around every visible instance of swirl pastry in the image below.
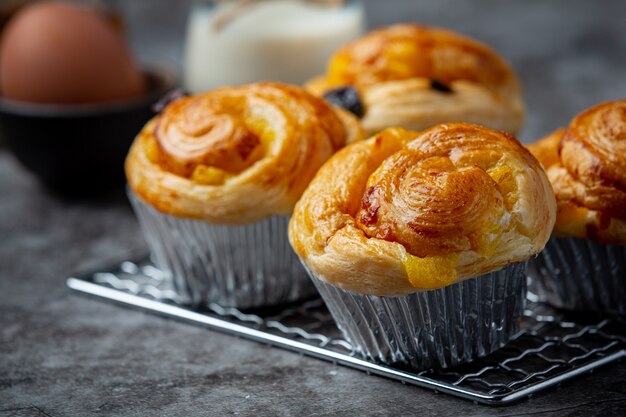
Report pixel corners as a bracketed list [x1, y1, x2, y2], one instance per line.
[126, 82, 363, 224]
[289, 123, 554, 368]
[528, 100, 626, 244]
[125, 82, 363, 309]
[290, 123, 555, 296]
[306, 24, 525, 135]
[527, 99, 626, 313]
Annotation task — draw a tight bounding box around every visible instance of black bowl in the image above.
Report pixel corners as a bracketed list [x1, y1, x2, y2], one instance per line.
[0, 69, 176, 196]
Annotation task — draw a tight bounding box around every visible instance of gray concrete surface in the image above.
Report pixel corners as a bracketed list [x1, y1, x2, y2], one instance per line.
[2, 1, 626, 416]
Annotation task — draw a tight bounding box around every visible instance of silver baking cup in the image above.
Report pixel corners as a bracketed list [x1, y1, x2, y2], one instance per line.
[306, 262, 527, 370]
[128, 191, 316, 309]
[528, 237, 626, 314]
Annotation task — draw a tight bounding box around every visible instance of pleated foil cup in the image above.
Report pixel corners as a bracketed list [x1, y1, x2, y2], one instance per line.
[128, 191, 316, 309]
[528, 237, 626, 314]
[306, 262, 527, 370]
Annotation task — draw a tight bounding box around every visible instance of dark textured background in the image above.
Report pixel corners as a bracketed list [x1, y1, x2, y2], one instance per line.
[2, 1, 626, 416]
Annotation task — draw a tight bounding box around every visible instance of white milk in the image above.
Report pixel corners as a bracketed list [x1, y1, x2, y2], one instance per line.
[184, 0, 365, 93]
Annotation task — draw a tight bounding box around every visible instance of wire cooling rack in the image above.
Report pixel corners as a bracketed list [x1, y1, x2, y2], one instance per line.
[66, 257, 626, 405]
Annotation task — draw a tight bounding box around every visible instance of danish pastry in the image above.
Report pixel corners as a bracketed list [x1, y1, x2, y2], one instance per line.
[528, 100, 626, 244]
[126, 82, 363, 224]
[290, 123, 555, 296]
[527, 99, 626, 313]
[307, 24, 525, 135]
[289, 123, 554, 368]
[125, 82, 363, 308]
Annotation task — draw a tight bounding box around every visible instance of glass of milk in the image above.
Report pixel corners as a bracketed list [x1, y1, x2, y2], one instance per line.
[184, 0, 365, 93]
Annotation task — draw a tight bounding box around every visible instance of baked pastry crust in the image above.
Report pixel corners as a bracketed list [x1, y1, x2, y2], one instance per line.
[126, 82, 363, 224]
[528, 100, 626, 244]
[289, 123, 555, 296]
[306, 24, 525, 135]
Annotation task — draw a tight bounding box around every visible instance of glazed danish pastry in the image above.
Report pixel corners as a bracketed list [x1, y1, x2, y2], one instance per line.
[527, 99, 626, 313]
[528, 99, 626, 244]
[306, 24, 525, 135]
[125, 82, 363, 309]
[126, 82, 363, 224]
[289, 123, 555, 296]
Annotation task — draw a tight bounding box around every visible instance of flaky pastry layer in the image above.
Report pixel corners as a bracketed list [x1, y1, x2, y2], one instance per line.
[289, 124, 556, 296]
[306, 24, 525, 135]
[528, 100, 626, 244]
[126, 82, 363, 224]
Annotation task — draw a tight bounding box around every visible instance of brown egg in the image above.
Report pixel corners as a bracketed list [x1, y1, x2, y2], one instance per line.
[0, 1, 145, 104]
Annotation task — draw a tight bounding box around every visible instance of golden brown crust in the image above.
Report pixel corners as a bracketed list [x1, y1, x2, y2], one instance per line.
[528, 100, 626, 244]
[325, 24, 519, 95]
[306, 24, 524, 135]
[289, 124, 556, 296]
[527, 128, 564, 170]
[126, 82, 364, 224]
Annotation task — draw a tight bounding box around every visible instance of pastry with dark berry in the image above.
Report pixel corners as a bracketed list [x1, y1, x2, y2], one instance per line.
[307, 24, 525, 135]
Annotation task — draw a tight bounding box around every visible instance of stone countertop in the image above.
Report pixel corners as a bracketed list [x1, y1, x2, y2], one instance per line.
[2, 1, 626, 416]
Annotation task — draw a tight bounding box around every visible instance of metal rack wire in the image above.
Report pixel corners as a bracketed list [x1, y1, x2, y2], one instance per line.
[67, 258, 626, 405]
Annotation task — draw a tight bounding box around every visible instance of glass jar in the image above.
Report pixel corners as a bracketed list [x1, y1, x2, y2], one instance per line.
[184, 0, 365, 93]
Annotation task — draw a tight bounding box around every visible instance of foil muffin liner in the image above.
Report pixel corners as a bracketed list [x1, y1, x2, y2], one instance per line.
[128, 191, 316, 309]
[306, 262, 527, 370]
[528, 237, 626, 314]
